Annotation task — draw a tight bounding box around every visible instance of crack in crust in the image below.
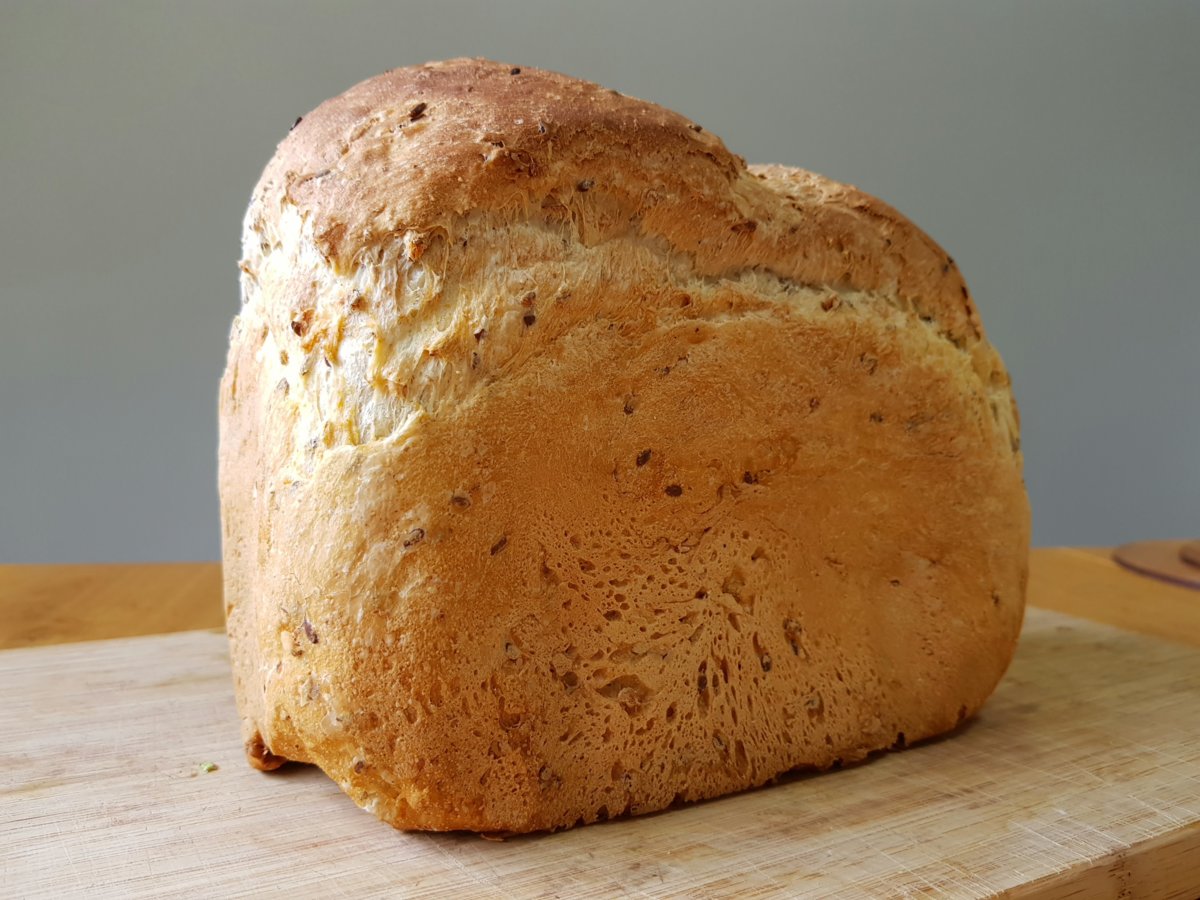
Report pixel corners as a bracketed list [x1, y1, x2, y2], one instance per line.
[235, 207, 1019, 465]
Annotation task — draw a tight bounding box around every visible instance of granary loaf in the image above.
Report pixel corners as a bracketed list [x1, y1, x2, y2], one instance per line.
[219, 58, 1030, 832]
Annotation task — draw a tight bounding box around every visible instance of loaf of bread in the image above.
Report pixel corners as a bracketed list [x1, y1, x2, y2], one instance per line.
[219, 58, 1029, 833]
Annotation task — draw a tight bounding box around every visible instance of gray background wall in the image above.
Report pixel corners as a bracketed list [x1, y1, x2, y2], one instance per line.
[1, 1, 1196, 563]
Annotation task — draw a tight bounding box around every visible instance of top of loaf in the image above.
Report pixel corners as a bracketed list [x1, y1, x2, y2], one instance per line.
[247, 57, 985, 349]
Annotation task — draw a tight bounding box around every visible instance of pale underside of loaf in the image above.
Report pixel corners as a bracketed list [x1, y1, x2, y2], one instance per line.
[218, 58, 1030, 832]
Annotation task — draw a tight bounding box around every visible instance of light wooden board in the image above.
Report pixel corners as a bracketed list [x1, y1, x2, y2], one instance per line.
[2, 609, 1199, 899]
[0, 562, 223, 650]
[1027, 548, 1200, 648]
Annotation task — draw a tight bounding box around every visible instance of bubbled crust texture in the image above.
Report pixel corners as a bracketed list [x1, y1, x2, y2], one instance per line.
[219, 58, 1030, 832]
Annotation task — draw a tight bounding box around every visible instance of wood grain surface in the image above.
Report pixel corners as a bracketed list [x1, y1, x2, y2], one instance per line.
[0, 562, 222, 649]
[3, 608, 1199, 899]
[1026, 547, 1200, 647]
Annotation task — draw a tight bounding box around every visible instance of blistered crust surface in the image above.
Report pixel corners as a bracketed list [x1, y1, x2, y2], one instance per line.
[219, 58, 1029, 832]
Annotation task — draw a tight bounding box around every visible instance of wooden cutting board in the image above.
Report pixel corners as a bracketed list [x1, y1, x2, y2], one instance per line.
[3, 608, 1199, 899]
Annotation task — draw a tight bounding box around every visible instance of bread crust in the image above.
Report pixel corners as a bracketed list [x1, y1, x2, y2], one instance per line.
[219, 58, 1029, 832]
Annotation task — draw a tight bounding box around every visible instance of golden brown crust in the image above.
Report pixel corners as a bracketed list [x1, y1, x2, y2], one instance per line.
[255, 58, 979, 343]
[220, 58, 1029, 833]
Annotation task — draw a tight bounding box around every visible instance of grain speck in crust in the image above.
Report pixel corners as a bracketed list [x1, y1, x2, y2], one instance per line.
[218, 57, 1030, 833]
